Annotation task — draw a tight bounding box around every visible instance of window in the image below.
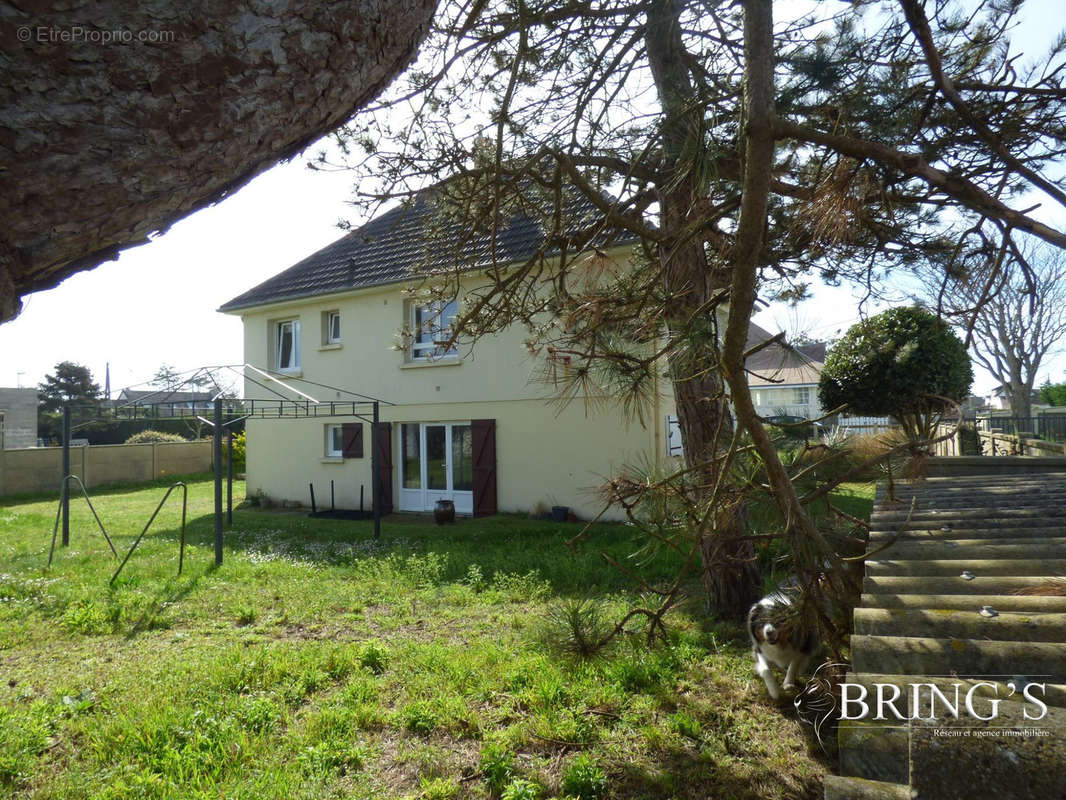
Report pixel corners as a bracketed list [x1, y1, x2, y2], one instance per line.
[276, 319, 300, 371]
[326, 424, 344, 457]
[411, 299, 458, 359]
[326, 311, 341, 344]
[793, 386, 811, 405]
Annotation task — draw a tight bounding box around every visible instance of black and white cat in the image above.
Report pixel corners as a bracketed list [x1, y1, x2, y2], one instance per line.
[748, 587, 821, 701]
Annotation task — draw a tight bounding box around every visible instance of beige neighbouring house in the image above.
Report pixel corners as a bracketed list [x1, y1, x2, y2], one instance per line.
[220, 191, 821, 520]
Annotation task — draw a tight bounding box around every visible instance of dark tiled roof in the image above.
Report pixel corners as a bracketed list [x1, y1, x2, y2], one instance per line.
[220, 189, 621, 313]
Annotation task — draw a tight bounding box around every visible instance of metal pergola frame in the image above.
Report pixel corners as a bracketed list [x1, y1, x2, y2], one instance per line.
[53, 365, 393, 569]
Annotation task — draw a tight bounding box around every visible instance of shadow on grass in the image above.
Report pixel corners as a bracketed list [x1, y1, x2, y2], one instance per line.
[119, 563, 217, 640]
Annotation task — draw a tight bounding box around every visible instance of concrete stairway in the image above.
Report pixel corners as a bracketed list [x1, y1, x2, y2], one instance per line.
[825, 472, 1066, 800]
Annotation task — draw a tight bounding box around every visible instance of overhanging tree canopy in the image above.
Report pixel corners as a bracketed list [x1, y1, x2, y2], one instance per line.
[0, 0, 437, 323]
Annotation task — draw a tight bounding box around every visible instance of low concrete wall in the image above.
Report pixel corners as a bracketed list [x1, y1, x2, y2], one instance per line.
[0, 440, 212, 497]
[977, 429, 1066, 457]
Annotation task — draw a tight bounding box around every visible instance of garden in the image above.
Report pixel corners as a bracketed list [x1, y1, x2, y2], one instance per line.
[0, 476, 873, 799]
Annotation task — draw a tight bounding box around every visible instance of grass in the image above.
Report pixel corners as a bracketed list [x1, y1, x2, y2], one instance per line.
[0, 476, 874, 799]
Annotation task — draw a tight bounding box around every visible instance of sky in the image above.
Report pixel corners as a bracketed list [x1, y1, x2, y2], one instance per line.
[2, 1, 1065, 399]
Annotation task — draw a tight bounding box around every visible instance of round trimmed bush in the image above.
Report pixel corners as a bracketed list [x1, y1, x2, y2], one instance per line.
[818, 306, 972, 423]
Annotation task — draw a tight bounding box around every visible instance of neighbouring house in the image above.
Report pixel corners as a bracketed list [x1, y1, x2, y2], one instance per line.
[746, 330, 826, 423]
[220, 191, 826, 519]
[984, 383, 1044, 414]
[0, 388, 38, 449]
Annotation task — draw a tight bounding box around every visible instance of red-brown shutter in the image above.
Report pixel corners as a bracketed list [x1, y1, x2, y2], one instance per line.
[341, 423, 363, 458]
[471, 418, 497, 517]
[373, 421, 393, 513]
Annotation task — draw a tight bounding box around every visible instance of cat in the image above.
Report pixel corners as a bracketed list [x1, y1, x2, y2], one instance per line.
[748, 586, 822, 701]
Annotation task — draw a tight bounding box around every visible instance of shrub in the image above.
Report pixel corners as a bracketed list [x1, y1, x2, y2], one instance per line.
[124, 430, 187, 444]
[230, 431, 246, 472]
[819, 306, 972, 438]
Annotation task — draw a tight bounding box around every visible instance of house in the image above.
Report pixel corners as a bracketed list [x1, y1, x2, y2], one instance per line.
[0, 388, 37, 449]
[984, 383, 1043, 414]
[220, 191, 827, 519]
[746, 329, 826, 423]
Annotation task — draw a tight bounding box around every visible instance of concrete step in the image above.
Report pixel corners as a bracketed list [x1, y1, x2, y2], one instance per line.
[869, 514, 1066, 533]
[864, 557, 1066, 577]
[850, 634, 1066, 680]
[847, 672, 1066, 710]
[872, 538, 1066, 560]
[823, 776, 909, 800]
[864, 575, 1065, 595]
[878, 486, 1066, 499]
[838, 719, 908, 784]
[870, 524, 1066, 539]
[875, 474, 1066, 491]
[854, 607, 1066, 643]
[861, 592, 1066, 613]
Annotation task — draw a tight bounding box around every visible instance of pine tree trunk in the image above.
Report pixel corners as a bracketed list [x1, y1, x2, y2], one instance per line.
[646, 0, 761, 618]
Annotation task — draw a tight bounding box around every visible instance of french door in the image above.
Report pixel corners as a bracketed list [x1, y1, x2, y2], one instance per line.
[398, 422, 474, 514]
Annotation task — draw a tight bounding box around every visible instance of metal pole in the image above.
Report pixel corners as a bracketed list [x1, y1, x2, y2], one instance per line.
[61, 404, 70, 546]
[226, 429, 233, 526]
[372, 401, 381, 541]
[213, 398, 223, 566]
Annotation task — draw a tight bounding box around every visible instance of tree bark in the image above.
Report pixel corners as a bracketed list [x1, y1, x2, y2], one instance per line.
[646, 0, 760, 619]
[0, 0, 437, 323]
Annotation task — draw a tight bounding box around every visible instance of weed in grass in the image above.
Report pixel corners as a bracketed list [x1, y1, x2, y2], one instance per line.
[670, 710, 702, 741]
[0, 704, 52, 788]
[501, 778, 542, 800]
[297, 739, 368, 776]
[234, 604, 257, 626]
[561, 753, 607, 800]
[403, 701, 439, 736]
[235, 693, 282, 733]
[419, 775, 460, 800]
[464, 562, 486, 591]
[489, 570, 550, 603]
[479, 741, 516, 792]
[359, 639, 390, 674]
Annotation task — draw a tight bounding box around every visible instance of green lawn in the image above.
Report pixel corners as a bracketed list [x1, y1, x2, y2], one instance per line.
[0, 477, 873, 799]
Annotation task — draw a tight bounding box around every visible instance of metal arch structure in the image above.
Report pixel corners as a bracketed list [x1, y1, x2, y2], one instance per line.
[54, 365, 394, 570]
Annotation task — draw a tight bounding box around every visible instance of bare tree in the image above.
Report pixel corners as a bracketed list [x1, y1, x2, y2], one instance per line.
[922, 245, 1066, 420]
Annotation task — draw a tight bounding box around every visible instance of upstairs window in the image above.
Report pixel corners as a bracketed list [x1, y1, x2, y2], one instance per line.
[276, 319, 301, 371]
[793, 386, 811, 405]
[411, 299, 458, 360]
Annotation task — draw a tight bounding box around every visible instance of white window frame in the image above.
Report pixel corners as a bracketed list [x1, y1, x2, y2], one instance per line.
[793, 386, 811, 405]
[276, 319, 301, 372]
[325, 424, 344, 458]
[410, 299, 459, 360]
[326, 311, 341, 344]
